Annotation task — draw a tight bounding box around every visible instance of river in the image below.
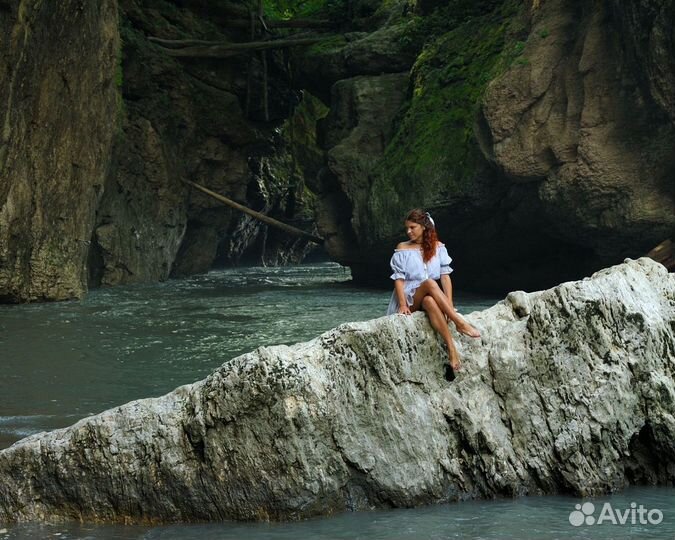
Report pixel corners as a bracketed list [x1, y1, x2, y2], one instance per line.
[0, 263, 673, 539]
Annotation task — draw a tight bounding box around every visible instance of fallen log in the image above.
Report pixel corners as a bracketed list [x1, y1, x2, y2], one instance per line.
[647, 239, 674, 271]
[148, 36, 326, 58]
[184, 179, 324, 245]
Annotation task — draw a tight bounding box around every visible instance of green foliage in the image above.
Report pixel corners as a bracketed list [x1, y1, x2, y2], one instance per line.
[369, 1, 521, 222]
[263, 0, 347, 20]
[402, 0, 504, 47]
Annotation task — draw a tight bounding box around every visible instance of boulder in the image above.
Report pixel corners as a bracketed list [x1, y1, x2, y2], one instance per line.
[0, 257, 673, 523]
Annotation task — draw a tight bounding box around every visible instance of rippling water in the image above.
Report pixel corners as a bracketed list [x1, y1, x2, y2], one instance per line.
[1, 263, 673, 539]
[3, 486, 674, 539]
[0, 263, 494, 448]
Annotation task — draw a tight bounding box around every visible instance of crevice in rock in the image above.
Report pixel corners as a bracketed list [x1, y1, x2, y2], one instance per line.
[624, 422, 666, 485]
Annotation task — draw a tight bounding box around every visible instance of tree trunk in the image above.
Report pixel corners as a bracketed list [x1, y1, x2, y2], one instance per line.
[184, 180, 324, 245]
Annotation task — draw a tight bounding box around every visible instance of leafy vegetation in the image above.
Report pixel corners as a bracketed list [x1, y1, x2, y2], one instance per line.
[263, 0, 347, 20]
[402, 0, 505, 46]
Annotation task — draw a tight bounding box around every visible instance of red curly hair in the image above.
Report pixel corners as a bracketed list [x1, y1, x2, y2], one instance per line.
[405, 208, 439, 263]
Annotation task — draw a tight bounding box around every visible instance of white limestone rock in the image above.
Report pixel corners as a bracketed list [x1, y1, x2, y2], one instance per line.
[0, 257, 673, 523]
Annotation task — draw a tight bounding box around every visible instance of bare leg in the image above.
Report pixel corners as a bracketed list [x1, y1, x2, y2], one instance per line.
[421, 296, 460, 371]
[412, 279, 480, 338]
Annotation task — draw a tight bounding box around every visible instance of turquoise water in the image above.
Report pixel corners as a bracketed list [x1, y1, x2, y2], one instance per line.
[0, 263, 673, 539]
[2, 486, 674, 539]
[0, 263, 494, 449]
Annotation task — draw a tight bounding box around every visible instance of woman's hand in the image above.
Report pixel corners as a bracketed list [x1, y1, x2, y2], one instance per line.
[398, 305, 412, 315]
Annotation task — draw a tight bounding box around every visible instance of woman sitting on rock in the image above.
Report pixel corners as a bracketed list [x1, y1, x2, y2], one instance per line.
[387, 208, 480, 373]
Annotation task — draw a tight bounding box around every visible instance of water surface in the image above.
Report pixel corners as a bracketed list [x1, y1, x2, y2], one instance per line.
[2, 486, 674, 539]
[0, 263, 493, 448]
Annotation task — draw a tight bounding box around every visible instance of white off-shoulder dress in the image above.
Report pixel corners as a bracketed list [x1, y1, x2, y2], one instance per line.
[386, 244, 453, 315]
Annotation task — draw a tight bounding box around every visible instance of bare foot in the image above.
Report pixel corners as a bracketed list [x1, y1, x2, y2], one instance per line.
[448, 353, 461, 372]
[456, 319, 481, 338]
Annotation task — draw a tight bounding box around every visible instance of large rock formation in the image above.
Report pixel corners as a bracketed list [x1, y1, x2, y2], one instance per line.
[2, 0, 673, 302]
[0, 0, 322, 301]
[0, 0, 119, 301]
[0, 257, 673, 523]
[480, 0, 675, 269]
[314, 73, 410, 266]
[303, 0, 675, 291]
[90, 0, 320, 288]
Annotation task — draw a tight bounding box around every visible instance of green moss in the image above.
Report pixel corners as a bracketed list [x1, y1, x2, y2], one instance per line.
[263, 0, 347, 21]
[305, 34, 348, 55]
[401, 0, 504, 47]
[369, 1, 522, 221]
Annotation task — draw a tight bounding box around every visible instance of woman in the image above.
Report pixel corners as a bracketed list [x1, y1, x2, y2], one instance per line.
[386, 209, 480, 372]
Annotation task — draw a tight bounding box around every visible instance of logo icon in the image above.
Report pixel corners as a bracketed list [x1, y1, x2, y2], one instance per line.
[569, 502, 663, 527]
[569, 502, 596, 526]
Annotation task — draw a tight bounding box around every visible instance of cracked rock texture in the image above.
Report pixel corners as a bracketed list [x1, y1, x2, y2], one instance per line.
[0, 1, 319, 302]
[481, 0, 675, 261]
[0, 257, 673, 523]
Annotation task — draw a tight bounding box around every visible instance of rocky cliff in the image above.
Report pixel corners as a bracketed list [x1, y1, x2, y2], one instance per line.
[302, 0, 675, 291]
[91, 0, 322, 289]
[0, 0, 119, 301]
[2, 0, 673, 302]
[0, 0, 321, 302]
[0, 257, 673, 523]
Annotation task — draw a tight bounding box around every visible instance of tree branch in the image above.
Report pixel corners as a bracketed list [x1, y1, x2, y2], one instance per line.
[227, 18, 334, 29]
[148, 36, 327, 58]
[183, 180, 324, 245]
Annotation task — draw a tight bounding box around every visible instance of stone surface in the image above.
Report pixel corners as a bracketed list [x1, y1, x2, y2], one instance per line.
[0, 1, 323, 301]
[93, 0, 314, 288]
[481, 0, 675, 259]
[316, 73, 409, 268]
[293, 19, 419, 104]
[0, 257, 673, 523]
[303, 0, 675, 292]
[0, 0, 119, 301]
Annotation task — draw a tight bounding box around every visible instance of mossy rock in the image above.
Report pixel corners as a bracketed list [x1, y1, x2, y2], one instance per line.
[367, 1, 522, 241]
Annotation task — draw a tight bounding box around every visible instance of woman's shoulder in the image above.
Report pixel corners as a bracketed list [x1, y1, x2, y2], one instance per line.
[395, 241, 420, 251]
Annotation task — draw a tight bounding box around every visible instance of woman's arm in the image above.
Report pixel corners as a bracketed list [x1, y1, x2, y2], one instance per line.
[394, 279, 411, 315]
